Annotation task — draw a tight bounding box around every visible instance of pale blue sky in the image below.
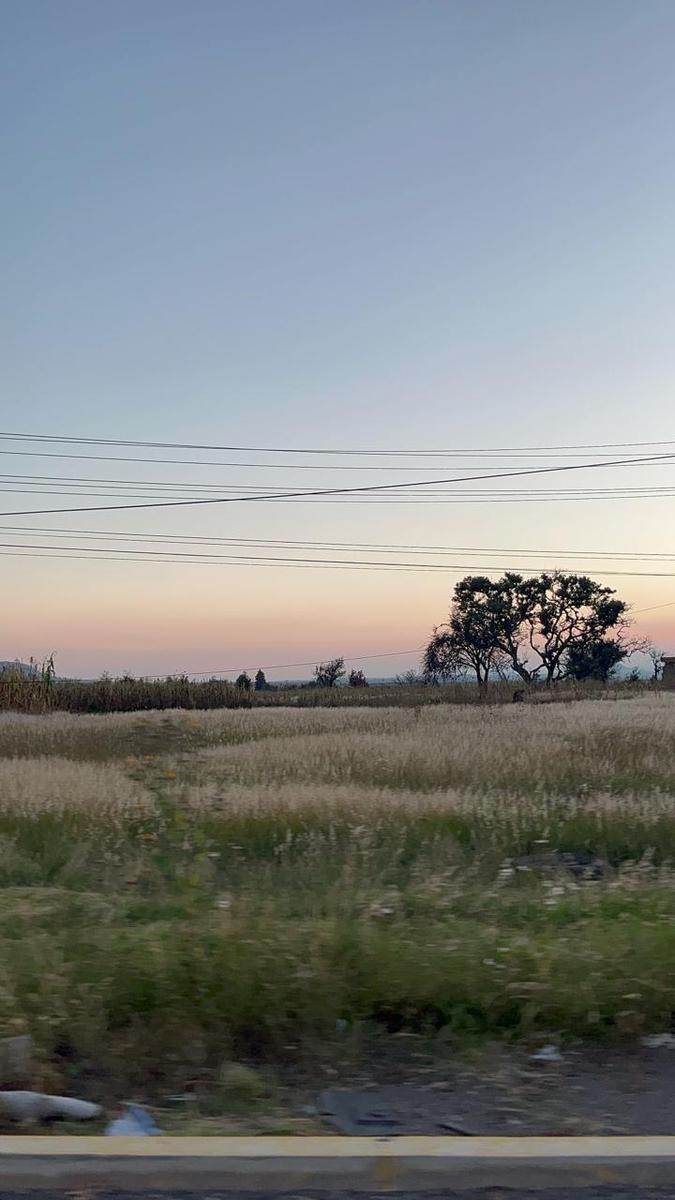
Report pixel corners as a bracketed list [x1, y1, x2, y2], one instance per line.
[2, 1, 675, 675]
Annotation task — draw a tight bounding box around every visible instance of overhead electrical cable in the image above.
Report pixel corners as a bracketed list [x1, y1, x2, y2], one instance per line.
[5, 448, 675, 471]
[5, 472, 675, 496]
[2, 430, 675, 456]
[1, 525, 675, 562]
[2, 450, 675, 517]
[5, 539, 675, 576]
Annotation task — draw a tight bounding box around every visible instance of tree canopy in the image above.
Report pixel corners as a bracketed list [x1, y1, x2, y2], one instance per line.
[313, 657, 346, 687]
[348, 668, 369, 687]
[424, 571, 642, 687]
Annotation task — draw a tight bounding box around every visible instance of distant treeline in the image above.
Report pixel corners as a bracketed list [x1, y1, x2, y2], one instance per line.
[3, 570, 664, 715]
[0, 659, 657, 715]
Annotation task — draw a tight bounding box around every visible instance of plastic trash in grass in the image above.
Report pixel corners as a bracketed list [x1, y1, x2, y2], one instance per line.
[106, 1103, 162, 1135]
[531, 1045, 563, 1064]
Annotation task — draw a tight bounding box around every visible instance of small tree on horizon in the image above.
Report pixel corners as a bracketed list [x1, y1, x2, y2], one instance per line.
[396, 668, 426, 686]
[313, 657, 346, 687]
[348, 668, 369, 687]
[235, 671, 252, 690]
[254, 668, 267, 691]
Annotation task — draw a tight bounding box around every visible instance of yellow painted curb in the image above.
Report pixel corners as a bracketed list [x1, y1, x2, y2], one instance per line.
[3, 1135, 675, 1190]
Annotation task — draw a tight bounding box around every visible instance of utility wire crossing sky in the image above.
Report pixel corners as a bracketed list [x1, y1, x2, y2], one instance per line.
[4, 1, 675, 675]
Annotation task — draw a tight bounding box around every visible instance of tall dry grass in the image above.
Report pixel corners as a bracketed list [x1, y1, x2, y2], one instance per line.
[1, 694, 675, 1095]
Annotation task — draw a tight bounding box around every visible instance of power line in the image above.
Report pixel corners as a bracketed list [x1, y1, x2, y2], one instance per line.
[7, 472, 675, 490]
[0, 550, 435, 573]
[2, 430, 675, 456]
[6, 539, 675, 576]
[4, 481, 675, 505]
[5, 448, 675, 472]
[2, 451, 675, 518]
[5, 472, 675, 497]
[0, 475, 304, 491]
[135, 604, 675, 679]
[2, 525, 675, 562]
[7, 491, 675, 508]
[151, 648, 425, 679]
[71, 605, 675, 681]
[106, 613, 675, 679]
[0, 451, 560, 472]
[3, 487, 675, 508]
[0, 450, 562, 471]
[633, 599, 675, 615]
[4, 483, 675, 500]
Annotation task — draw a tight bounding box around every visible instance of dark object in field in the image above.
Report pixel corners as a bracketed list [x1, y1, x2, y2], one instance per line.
[319, 1088, 473, 1136]
[514, 850, 607, 879]
[512, 689, 525, 703]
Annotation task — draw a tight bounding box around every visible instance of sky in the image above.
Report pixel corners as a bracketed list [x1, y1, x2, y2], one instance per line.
[2, 0, 675, 678]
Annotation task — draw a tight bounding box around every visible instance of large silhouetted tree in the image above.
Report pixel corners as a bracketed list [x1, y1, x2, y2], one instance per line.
[424, 571, 638, 687]
[422, 576, 511, 687]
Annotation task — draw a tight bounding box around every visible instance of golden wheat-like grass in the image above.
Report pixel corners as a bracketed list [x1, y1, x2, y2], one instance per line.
[0, 757, 153, 816]
[0, 694, 673, 823]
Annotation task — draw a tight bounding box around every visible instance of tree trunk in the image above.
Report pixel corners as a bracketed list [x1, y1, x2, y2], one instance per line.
[509, 659, 533, 683]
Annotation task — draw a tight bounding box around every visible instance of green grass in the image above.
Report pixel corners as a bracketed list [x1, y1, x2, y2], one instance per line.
[1, 695, 675, 1102]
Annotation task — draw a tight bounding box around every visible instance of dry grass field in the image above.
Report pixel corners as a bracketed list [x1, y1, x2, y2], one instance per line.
[1, 694, 675, 1105]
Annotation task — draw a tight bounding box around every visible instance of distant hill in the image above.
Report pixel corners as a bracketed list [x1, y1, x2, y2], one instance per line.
[0, 661, 37, 676]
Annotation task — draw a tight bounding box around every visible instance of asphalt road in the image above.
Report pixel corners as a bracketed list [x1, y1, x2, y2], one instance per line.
[14, 1191, 675, 1199]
